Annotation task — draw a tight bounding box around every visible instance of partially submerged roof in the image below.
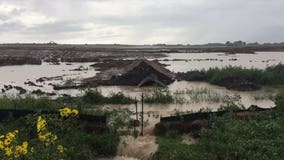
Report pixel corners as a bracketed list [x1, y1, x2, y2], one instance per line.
[86, 59, 175, 87]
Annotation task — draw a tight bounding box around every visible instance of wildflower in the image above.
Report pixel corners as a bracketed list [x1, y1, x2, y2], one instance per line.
[57, 145, 65, 153]
[38, 134, 46, 142]
[5, 147, 12, 157]
[59, 107, 72, 117]
[72, 109, 79, 116]
[6, 131, 17, 141]
[22, 141, 28, 149]
[37, 116, 47, 132]
[4, 138, 11, 146]
[0, 140, 4, 149]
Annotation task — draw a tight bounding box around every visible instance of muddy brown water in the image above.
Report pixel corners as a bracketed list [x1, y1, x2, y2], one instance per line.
[157, 52, 284, 72]
[0, 52, 282, 160]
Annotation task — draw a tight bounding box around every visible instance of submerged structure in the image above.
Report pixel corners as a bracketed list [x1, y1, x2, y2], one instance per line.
[86, 60, 175, 87]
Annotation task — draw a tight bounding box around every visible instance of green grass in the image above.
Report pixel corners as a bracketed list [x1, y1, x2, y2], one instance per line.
[179, 63, 284, 89]
[0, 96, 63, 111]
[174, 88, 241, 103]
[154, 110, 284, 160]
[81, 89, 135, 104]
[144, 88, 174, 104]
[154, 91, 284, 160]
[0, 111, 120, 159]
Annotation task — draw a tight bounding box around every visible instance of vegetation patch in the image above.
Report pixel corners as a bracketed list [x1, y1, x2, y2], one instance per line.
[81, 89, 136, 104]
[144, 88, 174, 104]
[0, 107, 120, 159]
[154, 91, 284, 160]
[178, 64, 284, 91]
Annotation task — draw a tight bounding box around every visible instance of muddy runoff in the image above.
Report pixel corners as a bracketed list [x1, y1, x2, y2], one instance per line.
[95, 80, 276, 160]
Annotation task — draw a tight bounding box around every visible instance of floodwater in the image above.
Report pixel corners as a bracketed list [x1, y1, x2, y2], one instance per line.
[0, 52, 282, 160]
[0, 62, 97, 96]
[158, 52, 284, 72]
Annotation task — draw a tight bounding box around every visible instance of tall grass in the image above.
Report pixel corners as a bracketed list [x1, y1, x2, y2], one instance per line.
[173, 88, 241, 104]
[144, 88, 174, 104]
[0, 96, 63, 111]
[179, 63, 284, 88]
[81, 89, 135, 104]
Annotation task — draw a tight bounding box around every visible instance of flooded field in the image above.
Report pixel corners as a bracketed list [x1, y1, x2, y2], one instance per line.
[0, 52, 283, 160]
[158, 52, 284, 72]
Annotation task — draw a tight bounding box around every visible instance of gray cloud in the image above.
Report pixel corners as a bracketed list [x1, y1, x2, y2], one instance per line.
[0, 0, 283, 44]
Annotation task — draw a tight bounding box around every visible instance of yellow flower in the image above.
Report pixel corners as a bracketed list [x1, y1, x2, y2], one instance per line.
[59, 107, 72, 117]
[22, 141, 28, 149]
[4, 138, 11, 146]
[5, 147, 13, 157]
[38, 134, 46, 142]
[57, 145, 65, 153]
[15, 146, 23, 158]
[0, 140, 4, 149]
[37, 116, 47, 132]
[6, 132, 16, 141]
[72, 109, 79, 116]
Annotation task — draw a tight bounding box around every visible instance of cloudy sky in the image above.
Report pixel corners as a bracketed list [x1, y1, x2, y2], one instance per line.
[0, 0, 283, 44]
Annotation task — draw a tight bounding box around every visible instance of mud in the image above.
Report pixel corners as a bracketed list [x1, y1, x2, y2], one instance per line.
[0, 56, 41, 66]
[117, 136, 158, 160]
[31, 89, 56, 96]
[36, 76, 63, 82]
[24, 81, 43, 87]
[1, 43, 284, 67]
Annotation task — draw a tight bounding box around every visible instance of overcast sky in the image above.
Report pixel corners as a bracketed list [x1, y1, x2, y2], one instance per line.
[0, 0, 283, 44]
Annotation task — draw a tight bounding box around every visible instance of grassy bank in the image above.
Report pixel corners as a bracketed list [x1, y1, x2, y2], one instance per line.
[81, 89, 136, 105]
[0, 107, 120, 159]
[178, 64, 284, 90]
[154, 91, 284, 160]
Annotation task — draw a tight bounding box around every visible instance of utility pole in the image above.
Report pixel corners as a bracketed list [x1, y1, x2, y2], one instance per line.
[141, 93, 144, 136]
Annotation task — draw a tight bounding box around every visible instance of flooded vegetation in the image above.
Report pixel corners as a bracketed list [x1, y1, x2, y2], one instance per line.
[0, 44, 283, 159]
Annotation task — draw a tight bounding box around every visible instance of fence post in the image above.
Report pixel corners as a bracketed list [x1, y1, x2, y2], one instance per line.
[134, 97, 138, 134]
[141, 93, 144, 136]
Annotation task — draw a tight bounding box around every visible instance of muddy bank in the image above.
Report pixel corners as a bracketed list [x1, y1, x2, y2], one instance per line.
[0, 56, 41, 66]
[116, 136, 158, 160]
[24, 81, 43, 87]
[36, 76, 63, 82]
[2, 85, 27, 94]
[1, 43, 284, 66]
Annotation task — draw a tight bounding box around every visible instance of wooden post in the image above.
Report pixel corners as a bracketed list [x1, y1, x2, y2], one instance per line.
[134, 97, 138, 133]
[135, 97, 138, 121]
[141, 93, 144, 136]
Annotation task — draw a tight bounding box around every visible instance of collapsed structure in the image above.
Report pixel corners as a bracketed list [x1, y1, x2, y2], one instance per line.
[86, 60, 175, 87]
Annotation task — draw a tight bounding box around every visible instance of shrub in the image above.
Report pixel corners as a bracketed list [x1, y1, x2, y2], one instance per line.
[180, 64, 284, 90]
[81, 89, 135, 104]
[275, 90, 284, 112]
[82, 89, 105, 104]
